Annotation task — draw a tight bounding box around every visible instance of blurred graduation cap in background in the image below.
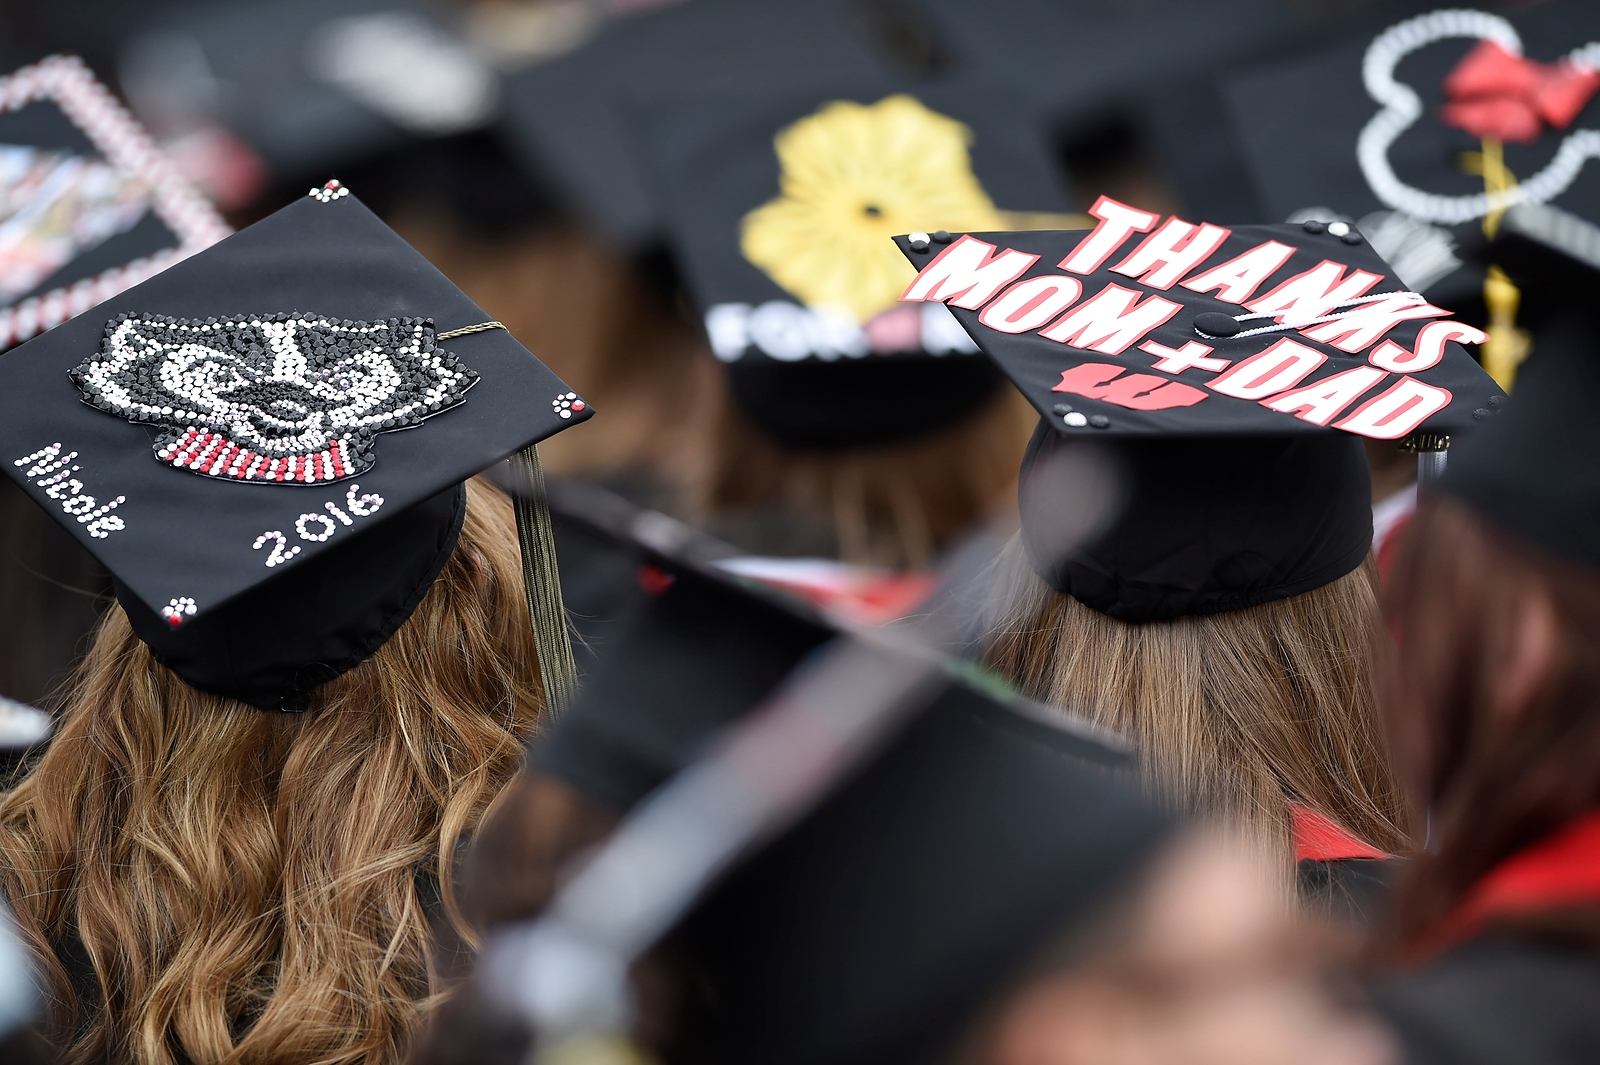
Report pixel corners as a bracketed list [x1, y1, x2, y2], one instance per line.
[634, 83, 1072, 446]
[117, 0, 503, 207]
[894, 203, 1506, 620]
[1221, 2, 1600, 320]
[0, 180, 589, 711]
[1442, 198, 1600, 570]
[497, 0, 957, 251]
[0, 55, 228, 351]
[487, 464, 1165, 1065]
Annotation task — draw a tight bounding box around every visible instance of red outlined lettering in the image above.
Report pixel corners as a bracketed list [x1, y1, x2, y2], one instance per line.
[1058, 196, 1160, 274]
[1051, 362, 1207, 411]
[1207, 337, 1326, 399]
[1262, 366, 1389, 426]
[1178, 240, 1295, 304]
[1369, 320, 1489, 373]
[1111, 218, 1232, 290]
[1039, 283, 1182, 355]
[977, 275, 1083, 334]
[1245, 260, 1383, 326]
[1138, 339, 1230, 374]
[1334, 378, 1453, 439]
[1299, 292, 1448, 352]
[900, 235, 1039, 309]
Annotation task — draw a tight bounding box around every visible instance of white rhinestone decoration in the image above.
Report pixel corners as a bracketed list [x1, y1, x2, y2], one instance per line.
[309, 179, 351, 203]
[160, 596, 197, 626]
[71, 312, 478, 484]
[551, 391, 586, 420]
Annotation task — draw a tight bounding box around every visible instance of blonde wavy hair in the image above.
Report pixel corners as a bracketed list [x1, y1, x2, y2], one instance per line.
[0, 478, 542, 1065]
[984, 539, 1409, 859]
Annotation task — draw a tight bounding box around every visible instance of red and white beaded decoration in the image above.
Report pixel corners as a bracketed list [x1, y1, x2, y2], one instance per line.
[72, 311, 478, 484]
[0, 55, 230, 352]
[551, 391, 586, 419]
[161, 596, 197, 626]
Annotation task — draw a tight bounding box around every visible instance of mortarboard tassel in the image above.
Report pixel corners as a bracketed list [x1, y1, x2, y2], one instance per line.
[434, 319, 580, 716]
[513, 444, 580, 717]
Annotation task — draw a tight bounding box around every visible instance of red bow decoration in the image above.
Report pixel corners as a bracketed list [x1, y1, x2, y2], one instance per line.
[1442, 40, 1600, 144]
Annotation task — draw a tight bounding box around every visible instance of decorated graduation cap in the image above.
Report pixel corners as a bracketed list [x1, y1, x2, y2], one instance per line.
[0, 55, 228, 351]
[1223, 3, 1600, 307]
[0, 182, 590, 711]
[637, 83, 1073, 446]
[895, 200, 1505, 619]
[1441, 200, 1600, 570]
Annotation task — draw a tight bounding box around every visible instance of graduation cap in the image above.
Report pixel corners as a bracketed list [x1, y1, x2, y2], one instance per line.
[1441, 200, 1600, 571]
[0, 55, 228, 351]
[895, 202, 1505, 618]
[118, 0, 499, 196]
[496, 0, 951, 251]
[1223, 3, 1600, 307]
[637, 84, 1072, 446]
[0, 181, 590, 711]
[497, 528, 1166, 1065]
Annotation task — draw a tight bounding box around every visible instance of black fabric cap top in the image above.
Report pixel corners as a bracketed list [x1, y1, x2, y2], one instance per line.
[1442, 206, 1600, 572]
[533, 563, 834, 812]
[0, 185, 590, 709]
[1021, 422, 1373, 621]
[638, 84, 1072, 446]
[670, 665, 1166, 1065]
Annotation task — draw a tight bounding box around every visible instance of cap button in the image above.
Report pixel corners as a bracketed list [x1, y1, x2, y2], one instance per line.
[1194, 312, 1242, 338]
[908, 231, 931, 252]
[1473, 407, 1494, 420]
[1063, 411, 1088, 428]
[1326, 221, 1350, 237]
[932, 230, 953, 243]
[1089, 415, 1110, 429]
[1302, 219, 1328, 234]
[1051, 402, 1074, 415]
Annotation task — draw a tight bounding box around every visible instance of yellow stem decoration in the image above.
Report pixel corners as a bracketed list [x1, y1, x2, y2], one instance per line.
[1460, 137, 1532, 391]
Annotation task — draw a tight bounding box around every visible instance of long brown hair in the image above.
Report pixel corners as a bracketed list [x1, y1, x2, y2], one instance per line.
[0, 478, 543, 1065]
[984, 539, 1408, 858]
[1382, 496, 1600, 947]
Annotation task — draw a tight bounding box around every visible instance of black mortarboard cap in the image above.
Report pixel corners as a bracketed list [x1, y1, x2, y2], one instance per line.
[530, 485, 836, 811]
[525, 493, 1168, 1065]
[0, 182, 590, 710]
[895, 205, 1504, 618]
[639, 84, 1069, 446]
[497, 0, 935, 251]
[1223, 3, 1600, 306]
[0, 55, 229, 351]
[1441, 201, 1600, 571]
[653, 662, 1162, 1065]
[119, 0, 499, 189]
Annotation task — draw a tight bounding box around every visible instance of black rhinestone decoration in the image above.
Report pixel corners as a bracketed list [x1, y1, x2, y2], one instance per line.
[70, 312, 479, 484]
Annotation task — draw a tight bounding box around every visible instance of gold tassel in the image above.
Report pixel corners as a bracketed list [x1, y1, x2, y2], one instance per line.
[1460, 138, 1532, 391]
[514, 443, 580, 718]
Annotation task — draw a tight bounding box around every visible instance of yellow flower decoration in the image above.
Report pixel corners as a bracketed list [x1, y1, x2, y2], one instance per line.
[740, 94, 1005, 324]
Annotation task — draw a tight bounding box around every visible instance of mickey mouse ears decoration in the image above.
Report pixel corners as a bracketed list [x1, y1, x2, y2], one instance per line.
[0, 55, 229, 352]
[896, 197, 1505, 440]
[0, 182, 589, 709]
[1223, 4, 1600, 305]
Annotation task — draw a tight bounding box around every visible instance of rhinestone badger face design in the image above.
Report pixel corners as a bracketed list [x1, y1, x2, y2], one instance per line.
[71, 312, 478, 484]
